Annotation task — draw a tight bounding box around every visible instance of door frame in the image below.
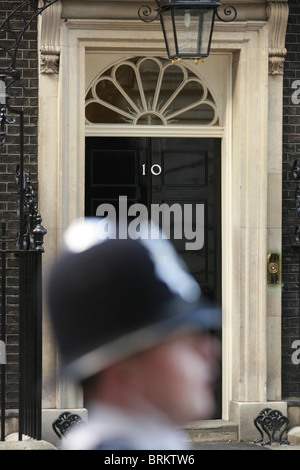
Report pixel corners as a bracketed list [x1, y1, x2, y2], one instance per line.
[43, 31, 232, 416]
[82, 51, 231, 419]
[40, 18, 282, 434]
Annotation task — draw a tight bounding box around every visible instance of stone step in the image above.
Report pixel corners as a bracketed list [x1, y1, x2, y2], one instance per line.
[184, 420, 238, 443]
[288, 427, 300, 445]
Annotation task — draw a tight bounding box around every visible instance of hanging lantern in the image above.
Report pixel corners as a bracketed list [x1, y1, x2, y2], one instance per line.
[138, 0, 237, 61]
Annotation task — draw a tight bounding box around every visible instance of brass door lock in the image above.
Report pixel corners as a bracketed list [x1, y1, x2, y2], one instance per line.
[267, 253, 280, 285]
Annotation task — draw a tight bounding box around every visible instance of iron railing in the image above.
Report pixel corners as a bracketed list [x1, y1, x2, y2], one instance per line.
[0, 220, 43, 440]
[0, 1, 51, 441]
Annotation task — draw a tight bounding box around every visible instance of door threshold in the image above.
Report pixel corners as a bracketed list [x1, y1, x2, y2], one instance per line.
[183, 420, 238, 443]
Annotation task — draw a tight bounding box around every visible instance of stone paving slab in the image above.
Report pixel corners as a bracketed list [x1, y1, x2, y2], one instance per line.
[0, 440, 56, 450]
[191, 442, 269, 450]
[190, 441, 300, 451]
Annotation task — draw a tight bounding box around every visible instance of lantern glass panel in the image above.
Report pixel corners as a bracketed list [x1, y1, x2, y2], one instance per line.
[174, 8, 214, 57]
[160, 9, 177, 58]
[160, 6, 215, 58]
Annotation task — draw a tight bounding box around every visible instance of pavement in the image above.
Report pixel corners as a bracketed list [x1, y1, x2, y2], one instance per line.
[2, 431, 300, 451]
[0, 441, 299, 451]
[190, 441, 300, 451]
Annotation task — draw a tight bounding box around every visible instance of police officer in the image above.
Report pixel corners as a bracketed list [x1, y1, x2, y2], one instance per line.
[47, 219, 221, 450]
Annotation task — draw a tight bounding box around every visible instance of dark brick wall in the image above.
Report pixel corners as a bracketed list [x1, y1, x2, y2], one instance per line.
[282, 0, 300, 400]
[0, 1, 38, 409]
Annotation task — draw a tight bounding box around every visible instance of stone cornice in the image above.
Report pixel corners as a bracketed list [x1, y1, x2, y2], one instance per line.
[61, 0, 268, 21]
[56, 1, 288, 78]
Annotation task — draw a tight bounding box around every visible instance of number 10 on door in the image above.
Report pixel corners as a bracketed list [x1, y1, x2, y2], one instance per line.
[142, 164, 162, 176]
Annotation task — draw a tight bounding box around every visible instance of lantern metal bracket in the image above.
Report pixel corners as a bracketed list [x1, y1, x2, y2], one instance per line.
[138, 2, 161, 23]
[138, 2, 237, 24]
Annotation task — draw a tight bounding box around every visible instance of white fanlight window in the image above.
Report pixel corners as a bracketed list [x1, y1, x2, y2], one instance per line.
[85, 57, 219, 127]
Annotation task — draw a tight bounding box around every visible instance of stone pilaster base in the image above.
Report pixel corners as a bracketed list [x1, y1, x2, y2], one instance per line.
[42, 408, 88, 447]
[230, 401, 288, 442]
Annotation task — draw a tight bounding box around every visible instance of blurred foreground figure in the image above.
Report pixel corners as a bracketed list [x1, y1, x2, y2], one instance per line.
[47, 219, 221, 450]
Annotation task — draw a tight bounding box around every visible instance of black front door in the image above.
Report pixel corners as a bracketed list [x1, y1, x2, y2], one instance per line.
[85, 136, 221, 305]
[86, 136, 222, 417]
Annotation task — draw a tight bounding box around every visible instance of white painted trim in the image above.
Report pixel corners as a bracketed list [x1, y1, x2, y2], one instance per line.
[221, 53, 233, 422]
[84, 49, 231, 417]
[85, 125, 225, 138]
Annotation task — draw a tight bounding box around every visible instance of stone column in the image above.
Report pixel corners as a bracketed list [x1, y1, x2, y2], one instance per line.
[230, 1, 289, 441]
[38, 0, 62, 408]
[39, 3, 86, 442]
[266, 0, 289, 401]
